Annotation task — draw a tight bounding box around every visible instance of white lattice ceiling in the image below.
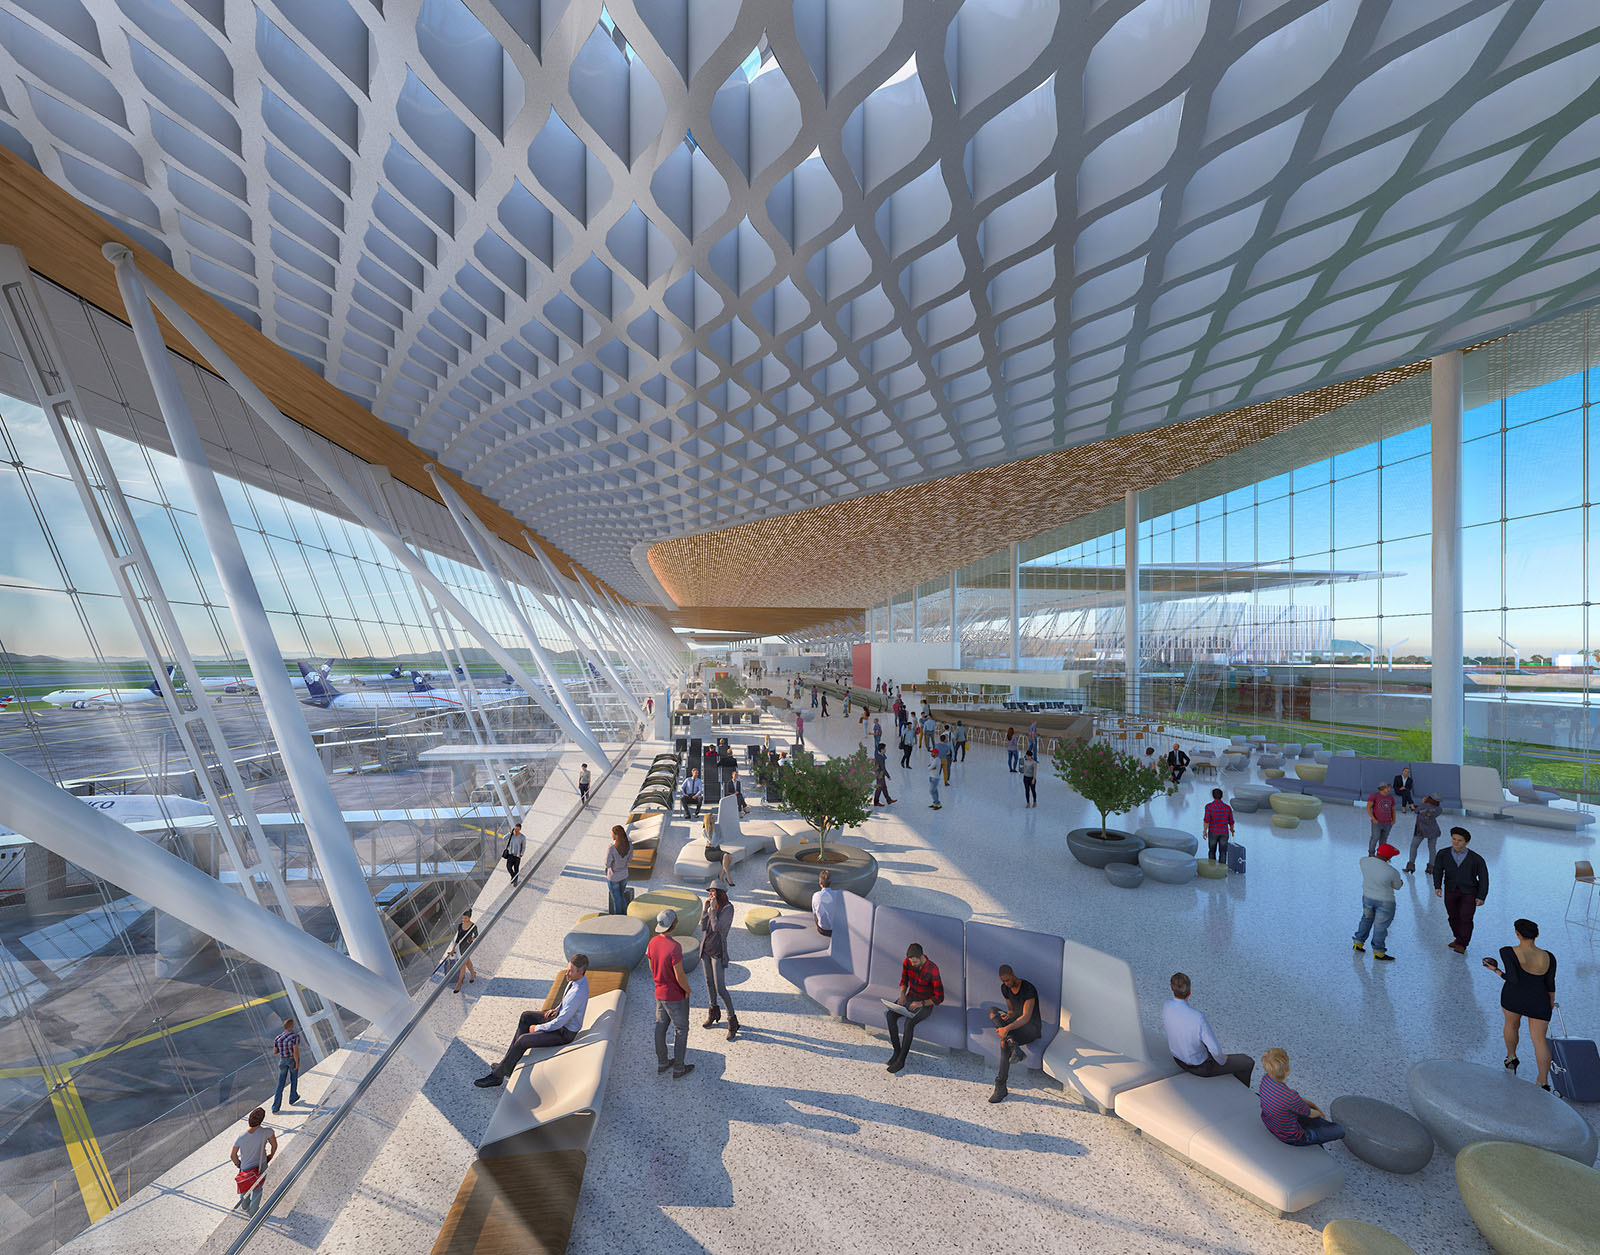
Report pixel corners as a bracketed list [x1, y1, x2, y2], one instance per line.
[2, 0, 1599, 602]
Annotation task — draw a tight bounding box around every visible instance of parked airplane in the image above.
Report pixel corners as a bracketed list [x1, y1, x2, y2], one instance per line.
[297, 661, 463, 711]
[0, 789, 214, 838]
[40, 666, 176, 709]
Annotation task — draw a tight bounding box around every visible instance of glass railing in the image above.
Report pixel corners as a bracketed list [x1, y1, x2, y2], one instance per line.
[215, 730, 640, 1254]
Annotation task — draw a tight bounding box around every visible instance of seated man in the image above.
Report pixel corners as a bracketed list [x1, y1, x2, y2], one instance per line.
[986, 964, 1041, 1104]
[679, 768, 704, 818]
[811, 868, 842, 937]
[885, 943, 944, 1074]
[1162, 971, 1253, 1086]
[473, 954, 591, 1088]
[1258, 1048, 1345, 1146]
[1166, 742, 1191, 784]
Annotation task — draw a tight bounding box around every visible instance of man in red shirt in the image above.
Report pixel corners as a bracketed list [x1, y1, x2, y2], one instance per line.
[1366, 782, 1396, 856]
[648, 910, 695, 1079]
[1202, 788, 1235, 863]
[885, 943, 944, 1074]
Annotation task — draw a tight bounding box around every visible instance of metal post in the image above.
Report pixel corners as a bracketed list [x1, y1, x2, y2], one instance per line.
[129, 262, 608, 768]
[1009, 542, 1022, 698]
[1125, 489, 1141, 717]
[426, 466, 609, 744]
[1432, 351, 1465, 764]
[107, 247, 406, 997]
[950, 573, 959, 668]
[521, 538, 647, 722]
[572, 569, 661, 689]
[912, 587, 921, 642]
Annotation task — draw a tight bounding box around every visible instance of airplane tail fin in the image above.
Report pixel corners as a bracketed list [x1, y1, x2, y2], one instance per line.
[147, 664, 176, 694]
[297, 660, 340, 705]
[409, 670, 432, 693]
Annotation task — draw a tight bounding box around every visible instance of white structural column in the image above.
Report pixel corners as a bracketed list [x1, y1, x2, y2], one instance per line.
[108, 248, 407, 997]
[1125, 489, 1141, 716]
[426, 466, 605, 744]
[576, 570, 665, 687]
[0, 754, 422, 1047]
[950, 573, 959, 667]
[1009, 543, 1022, 696]
[912, 587, 921, 641]
[521, 539, 647, 722]
[130, 262, 609, 769]
[576, 576, 664, 693]
[1431, 351, 1466, 763]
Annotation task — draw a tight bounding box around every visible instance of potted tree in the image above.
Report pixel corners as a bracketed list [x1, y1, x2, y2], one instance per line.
[1053, 738, 1170, 867]
[766, 747, 880, 907]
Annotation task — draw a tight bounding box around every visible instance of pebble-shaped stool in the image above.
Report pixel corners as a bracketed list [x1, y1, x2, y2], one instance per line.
[563, 914, 649, 970]
[1330, 1096, 1434, 1173]
[1196, 858, 1228, 879]
[1272, 813, 1300, 829]
[1137, 826, 1199, 855]
[1231, 796, 1260, 813]
[1138, 847, 1197, 884]
[745, 905, 782, 935]
[1454, 1141, 1600, 1255]
[1321, 1219, 1417, 1254]
[1105, 862, 1144, 888]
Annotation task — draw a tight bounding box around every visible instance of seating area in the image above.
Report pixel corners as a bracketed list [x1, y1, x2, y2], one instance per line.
[1289, 756, 1596, 829]
[771, 891, 1342, 1215]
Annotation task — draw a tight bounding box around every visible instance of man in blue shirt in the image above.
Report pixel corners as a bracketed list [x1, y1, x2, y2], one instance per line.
[474, 955, 591, 1087]
[270, 1017, 301, 1113]
[679, 768, 704, 818]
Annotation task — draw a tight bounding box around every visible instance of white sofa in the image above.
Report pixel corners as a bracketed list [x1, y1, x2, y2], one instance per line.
[481, 988, 626, 1151]
[1113, 1071, 1345, 1216]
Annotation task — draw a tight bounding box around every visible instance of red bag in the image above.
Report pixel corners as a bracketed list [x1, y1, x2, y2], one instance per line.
[236, 1167, 262, 1195]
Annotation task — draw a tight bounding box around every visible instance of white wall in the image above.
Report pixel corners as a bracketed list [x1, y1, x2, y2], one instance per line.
[867, 642, 956, 686]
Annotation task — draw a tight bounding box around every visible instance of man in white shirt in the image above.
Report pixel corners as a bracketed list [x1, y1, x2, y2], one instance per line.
[1162, 972, 1254, 1086]
[230, 1107, 276, 1216]
[811, 869, 843, 937]
[474, 955, 592, 1088]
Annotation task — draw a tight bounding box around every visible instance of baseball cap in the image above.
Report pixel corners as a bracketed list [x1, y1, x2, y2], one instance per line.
[1374, 843, 1400, 860]
[655, 909, 677, 933]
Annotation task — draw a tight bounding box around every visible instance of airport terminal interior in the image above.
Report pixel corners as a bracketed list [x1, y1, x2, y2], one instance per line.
[0, 1, 1598, 1252]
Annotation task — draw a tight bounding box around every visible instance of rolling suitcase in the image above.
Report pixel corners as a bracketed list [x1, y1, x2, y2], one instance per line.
[1549, 1003, 1600, 1102]
[1224, 841, 1246, 875]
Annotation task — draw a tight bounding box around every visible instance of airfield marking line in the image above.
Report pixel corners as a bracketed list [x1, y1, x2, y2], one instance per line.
[49, 1078, 120, 1224]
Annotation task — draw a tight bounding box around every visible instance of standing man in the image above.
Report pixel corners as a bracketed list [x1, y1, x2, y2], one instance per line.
[820, 690, 830, 718]
[795, 709, 805, 747]
[938, 733, 953, 786]
[578, 763, 591, 806]
[1203, 788, 1235, 864]
[473, 954, 592, 1087]
[899, 717, 915, 769]
[503, 822, 526, 884]
[954, 720, 968, 762]
[1433, 827, 1489, 954]
[812, 867, 842, 936]
[927, 746, 943, 810]
[270, 1017, 301, 1113]
[645, 696, 653, 719]
[649, 911, 695, 1078]
[1351, 843, 1402, 961]
[986, 964, 1041, 1104]
[1366, 782, 1396, 856]
[680, 767, 704, 819]
[230, 1108, 276, 1217]
[1163, 972, 1254, 1085]
[872, 717, 883, 756]
[873, 744, 896, 806]
[885, 942, 945, 1074]
[1027, 721, 1039, 758]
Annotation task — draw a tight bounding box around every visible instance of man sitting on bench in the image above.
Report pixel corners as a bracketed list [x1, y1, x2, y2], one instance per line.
[680, 768, 704, 819]
[1162, 971, 1253, 1086]
[473, 955, 590, 1088]
[986, 964, 1040, 1105]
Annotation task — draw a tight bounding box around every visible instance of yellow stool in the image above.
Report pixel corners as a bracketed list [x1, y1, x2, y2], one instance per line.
[1322, 1219, 1416, 1254]
[745, 905, 782, 936]
[627, 887, 700, 935]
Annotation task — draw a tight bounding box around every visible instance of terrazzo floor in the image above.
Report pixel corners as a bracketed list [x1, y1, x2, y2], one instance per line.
[560, 709, 1600, 1255]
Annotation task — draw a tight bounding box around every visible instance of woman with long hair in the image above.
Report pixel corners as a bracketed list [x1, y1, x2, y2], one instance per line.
[700, 886, 738, 1039]
[604, 825, 631, 915]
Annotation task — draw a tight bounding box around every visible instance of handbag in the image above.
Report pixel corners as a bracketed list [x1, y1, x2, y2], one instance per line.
[236, 1166, 263, 1196]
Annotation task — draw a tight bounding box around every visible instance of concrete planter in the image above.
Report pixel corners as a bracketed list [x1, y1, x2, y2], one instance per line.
[767, 842, 879, 907]
[1066, 828, 1145, 868]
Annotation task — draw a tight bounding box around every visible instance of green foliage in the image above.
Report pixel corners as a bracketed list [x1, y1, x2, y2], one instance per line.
[780, 746, 876, 853]
[712, 674, 747, 702]
[1051, 738, 1169, 835]
[1391, 719, 1432, 764]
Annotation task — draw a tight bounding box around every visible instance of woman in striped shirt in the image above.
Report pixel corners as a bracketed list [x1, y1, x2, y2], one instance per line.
[1258, 1048, 1345, 1146]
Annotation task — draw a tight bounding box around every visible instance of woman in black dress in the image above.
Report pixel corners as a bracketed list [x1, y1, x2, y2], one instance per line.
[1482, 918, 1556, 1090]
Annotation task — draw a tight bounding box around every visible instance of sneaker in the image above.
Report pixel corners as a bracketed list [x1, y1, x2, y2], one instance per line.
[672, 1064, 696, 1079]
[1351, 941, 1365, 953]
[473, 1073, 503, 1088]
[1373, 951, 1395, 962]
[931, 803, 942, 810]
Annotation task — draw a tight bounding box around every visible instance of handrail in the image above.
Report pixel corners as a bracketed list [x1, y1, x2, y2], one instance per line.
[223, 728, 641, 1253]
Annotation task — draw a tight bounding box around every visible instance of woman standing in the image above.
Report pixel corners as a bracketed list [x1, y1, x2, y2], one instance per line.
[1005, 728, 1018, 773]
[604, 825, 630, 915]
[700, 886, 738, 1039]
[1021, 749, 1038, 807]
[1403, 794, 1443, 874]
[449, 909, 478, 992]
[1483, 919, 1557, 1090]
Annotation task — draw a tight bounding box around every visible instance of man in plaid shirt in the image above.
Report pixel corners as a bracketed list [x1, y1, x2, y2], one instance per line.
[885, 943, 944, 1074]
[271, 1017, 301, 1114]
[1203, 788, 1235, 863]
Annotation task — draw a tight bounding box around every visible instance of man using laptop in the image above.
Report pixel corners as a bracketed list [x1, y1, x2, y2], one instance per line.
[885, 942, 944, 1074]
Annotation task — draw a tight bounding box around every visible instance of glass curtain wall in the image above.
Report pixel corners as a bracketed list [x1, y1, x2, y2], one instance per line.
[0, 287, 650, 1251]
[954, 549, 1012, 667]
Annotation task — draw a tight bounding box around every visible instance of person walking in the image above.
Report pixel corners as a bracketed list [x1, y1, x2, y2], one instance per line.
[699, 886, 738, 1040]
[927, 746, 943, 810]
[1366, 782, 1396, 856]
[604, 825, 631, 915]
[1163, 972, 1253, 1085]
[810, 685, 818, 709]
[1006, 727, 1018, 772]
[1351, 843, 1403, 961]
[1021, 748, 1038, 807]
[986, 963, 1041, 1104]
[899, 718, 915, 769]
[820, 692, 830, 718]
[795, 710, 805, 746]
[938, 733, 953, 785]
[449, 909, 479, 992]
[954, 720, 968, 762]
[1258, 1049, 1346, 1147]
[648, 911, 695, 1078]
[1482, 918, 1557, 1090]
[1202, 788, 1234, 863]
[473, 955, 592, 1087]
[1434, 827, 1489, 953]
[872, 717, 883, 756]
[1027, 721, 1039, 758]
[577, 763, 591, 806]
[270, 1017, 301, 1113]
[884, 942, 945, 1074]
[503, 822, 526, 884]
[1404, 793, 1444, 874]
[230, 1108, 277, 1217]
[873, 745, 896, 805]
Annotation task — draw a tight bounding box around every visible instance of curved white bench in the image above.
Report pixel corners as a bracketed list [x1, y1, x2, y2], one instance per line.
[481, 989, 626, 1149]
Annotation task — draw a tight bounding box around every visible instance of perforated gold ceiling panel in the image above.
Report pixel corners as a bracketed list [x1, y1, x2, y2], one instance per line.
[648, 359, 1431, 610]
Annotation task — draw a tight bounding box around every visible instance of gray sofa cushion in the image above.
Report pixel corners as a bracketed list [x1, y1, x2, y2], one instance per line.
[963, 920, 1064, 1069]
[775, 889, 873, 1014]
[844, 904, 966, 1048]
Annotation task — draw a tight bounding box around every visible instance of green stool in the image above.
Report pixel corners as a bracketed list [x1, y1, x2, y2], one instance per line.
[1322, 1219, 1417, 1254]
[1270, 792, 1323, 820]
[1272, 814, 1300, 829]
[745, 905, 782, 936]
[1196, 858, 1228, 879]
[1264, 767, 1285, 778]
[627, 887, 701, 935]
